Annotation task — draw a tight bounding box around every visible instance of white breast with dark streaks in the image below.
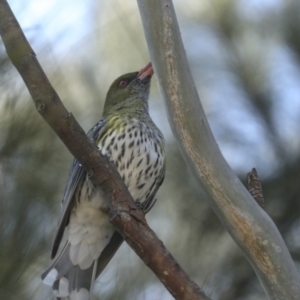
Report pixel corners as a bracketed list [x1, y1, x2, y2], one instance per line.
[100, 118, 165, 205]
[67, 117, 164, 270]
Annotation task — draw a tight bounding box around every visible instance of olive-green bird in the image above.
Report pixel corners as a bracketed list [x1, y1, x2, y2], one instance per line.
[41, 63, 165, 300]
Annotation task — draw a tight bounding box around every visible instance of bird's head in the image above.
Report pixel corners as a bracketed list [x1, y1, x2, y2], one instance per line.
[103, 63, 154, 117]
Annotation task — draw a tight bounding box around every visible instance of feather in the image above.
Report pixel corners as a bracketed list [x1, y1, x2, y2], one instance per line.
[51, 120, 107, 258]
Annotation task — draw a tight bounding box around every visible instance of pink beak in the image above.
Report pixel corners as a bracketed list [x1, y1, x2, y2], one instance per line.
[137, 62, 154, 80]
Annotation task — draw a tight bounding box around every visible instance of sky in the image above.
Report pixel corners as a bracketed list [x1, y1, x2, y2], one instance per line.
[9, 0, 284, 54]
[10, 0, 92, 54]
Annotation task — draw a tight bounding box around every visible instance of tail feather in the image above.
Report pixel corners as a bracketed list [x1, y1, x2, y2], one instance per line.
[42, 243, 73, 286]
[42, 232, 124, 300]
[96, 232, 124, 277]
[67, 261, 97, 293]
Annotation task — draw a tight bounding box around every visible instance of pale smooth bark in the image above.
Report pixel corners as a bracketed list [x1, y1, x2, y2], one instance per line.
[137, 1, 300, 299]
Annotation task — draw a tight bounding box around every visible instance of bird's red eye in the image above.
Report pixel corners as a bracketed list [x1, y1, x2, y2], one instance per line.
[119, 80, 127, 87]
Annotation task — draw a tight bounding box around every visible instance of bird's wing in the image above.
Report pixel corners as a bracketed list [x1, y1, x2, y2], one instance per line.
[51, 120, 107, 259]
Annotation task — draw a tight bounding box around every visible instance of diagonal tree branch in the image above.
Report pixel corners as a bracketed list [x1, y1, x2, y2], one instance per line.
[137, 0, 300, 299]
[0, 1, 210, 299]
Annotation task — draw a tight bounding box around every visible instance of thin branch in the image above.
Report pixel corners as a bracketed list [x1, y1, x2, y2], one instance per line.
[0, 1, 210, 299]
[247, 168, 265, 209]
[137, 0, 300, 299]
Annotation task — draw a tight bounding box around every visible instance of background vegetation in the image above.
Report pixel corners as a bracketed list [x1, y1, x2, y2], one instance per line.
[1, 1, 300, 299]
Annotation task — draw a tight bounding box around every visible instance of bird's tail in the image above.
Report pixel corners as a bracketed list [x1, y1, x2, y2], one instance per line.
[41, 232, 124, 300]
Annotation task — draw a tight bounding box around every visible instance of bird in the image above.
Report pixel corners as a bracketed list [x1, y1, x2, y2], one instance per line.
[41, 62, 166, 300]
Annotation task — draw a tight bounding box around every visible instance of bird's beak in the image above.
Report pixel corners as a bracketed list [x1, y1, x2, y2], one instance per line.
[137, 62, 154, 80]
